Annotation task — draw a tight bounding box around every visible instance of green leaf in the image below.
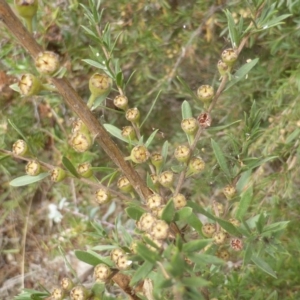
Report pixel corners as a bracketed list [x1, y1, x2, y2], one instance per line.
[8, 119, 27, 141]
[241, 156, 277, 172]
[9, 173, 49, 187]
[125, 206, 145, 220]
[91, 245, 118, 251]
[177, 76, 197, 100]
[262, 221, 290, 235]
[182, 239, 213, 253]
[161, 140, 169, 166]
[225, 58, 259, 91]
[182, 276, 210, 287]
[145, 129, 159, 148]
[181, 100, 193, 119]
[174, 207, 193, 221]
[236, 186, 253, 219]
[168, 249, 186, 277]
[188, 253, 224, 266]
[187, 202, 216, 221]
[224, 9, 240, 48]
[115, 71, 124, 88]
[140, 90, 162, 128]
[136, 243, 160, 264]
[186, 213, 203, 234]
[161, 198, 175, 223]
[207, 120, 241, 132]
[62, 156, 79, 178]
[215, 218, 240, 236]
[75, 250, 114, 267]
[103, 124, 137, 145]
[211, 138, 231, 179]
[130, 261, 154, 286]
[251, 255, 277, 278]
[82, 58, 107, 70]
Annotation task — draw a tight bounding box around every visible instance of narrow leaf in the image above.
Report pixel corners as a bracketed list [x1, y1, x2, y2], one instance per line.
[225, 58, 259, 91]
[161, 198, 175, 223]
[62, 156, 79, 178]
[136, 243, 160, 264]
[82, 58, 107, 70]
[251, 255, 277, 278]
[125, 206, 145, 221]
[75, 250, 114, 267]
[236, 186, 253, 219]
[130, 261, 154, 286]
[211, 138, 231, 178]
[262, 221, 289, 235]
[182, 276, 210, 287]
[161, 140, 169, 166]
[174, 207, 193, 221]
[10, 173, 49, 187]
[104, 124, 137, 145]
[215, 217, 240, 236]
[186, 213, 203, 234]
[181, 100, 193, 119]
[182, 239, 213, 253]
[145, 129, 159, 148]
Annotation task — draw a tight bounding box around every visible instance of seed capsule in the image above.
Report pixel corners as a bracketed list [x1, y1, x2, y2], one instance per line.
[217, 60, 229, 76]
[25, 160, 41, 176]
[137, 213, 156, 232]
[60, 277, 74, 292]
[151, 220, 169, 240]
[173, 193, 187, 209]
[18, 74, 42, 96]
[70, 285, 91, 300]
[35, 51, 60, 75]
[94, 264, 111, 282]
[77, 162, 93, 178]
[89, 73, 112, 98]
[70, 132, 92, 153]
[14, 0, 38, 18]
[188, 156, 205, 174]
[213, 231, 227, 245]
[146, 193, 163, 210]
[202, 223, 216, 238]
[158, 170, 174, 188]
[121, 126, 137, 140]
[126, 107, 140, 123]
[50, 167, 67, 182]
[51, 287, 65, 300]
[117, 175, 132, 193]
[174, 145, 190, 163]
[12, 139, 28, 156]
[130, 145, 149, 164]
[181, 118, 198, 135]
[223, 185, 236, 200]
[114, 95, 128, 110]
[197, 85, 214, 103]
[95, 188, 111, 204]
[110, 248, 125, 263]
[221, 48, 238, 65]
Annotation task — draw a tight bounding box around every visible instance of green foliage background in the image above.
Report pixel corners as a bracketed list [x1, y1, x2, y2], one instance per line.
[1, 0, 300, 299]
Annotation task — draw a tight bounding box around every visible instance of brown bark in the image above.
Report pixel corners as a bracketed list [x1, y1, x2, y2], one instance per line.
[0, 0, 151, 200]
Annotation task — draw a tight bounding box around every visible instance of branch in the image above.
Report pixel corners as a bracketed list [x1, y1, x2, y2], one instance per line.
[0, 0, 151, 200]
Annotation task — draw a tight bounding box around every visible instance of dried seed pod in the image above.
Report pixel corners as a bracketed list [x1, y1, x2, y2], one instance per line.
[223, 185, 236, 200]
[230, 238, 243, 251]
[181, 118, 198, 135]
[174, 145, 190, 163]
[94, 264, 111, 282]
[126, 107, 140, 123]
[197, 85, 214, 103]
[150, 174, 159, 186]
[72, 119, 88, 134]
[110, 248, 125, 263]
[70, 132, 92, 153]
[146, 193, 163, 210]
[114, 95, 128, 110]
[130, 145, 149, 164]
[117, 175, 132, 193]
[25, 160, 41, 176]
[197, 112, 212, 128]
[51, 287, 65, 300]
[173, 193, 187, 209]
[50, 167, 67, 182]
[18, 74, 42, 96]
[70, 285, 91, 300]
[158, 170, 174, 188]
[12, 139, 28, 156]
[137, 213, 156, 232]
[221, 48, 238, 65]
[202, 223, 216, 238]
[121, 126, 137, 140]
[151, 220, 169, 240]
[95, 188, 111, 205]
[61, 277, 74, 292]
[35, 51, 60, 75]
[213, 231, 227, 245]
[77, 162, 93, 178]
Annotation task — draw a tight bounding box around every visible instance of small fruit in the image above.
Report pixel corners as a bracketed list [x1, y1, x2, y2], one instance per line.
[18, 74, 42, 96]
[126, 107, 140, 123]
[114, 95, 128, 110]
[50, 167, 67, 182]
[202, 223, 216, 237]
[94, 264, 111, 282]
[158, 170, 174, 188]
[173, 193, 187, 209]
[174, 145, 190, 163]
[95, 188, 111, 204]
[25, 160, 41, 176]
[12, 139, 28, 156]
[130, 145, 149, 164]
[35, 51, 60, 75]
[197, 85, 214, 103]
